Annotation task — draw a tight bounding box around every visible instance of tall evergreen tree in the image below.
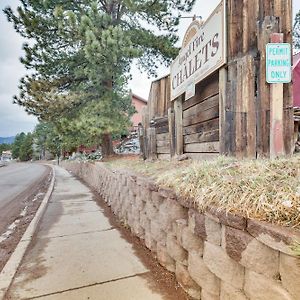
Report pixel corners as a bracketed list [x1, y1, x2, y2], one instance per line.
[34, 121, 86, 159]
[19, 133, 33, 161]
[12, 132, 26, 159]
[11, 132, 33, 161]
[4, 0, 195, 155]
[34, 122, 51, 159]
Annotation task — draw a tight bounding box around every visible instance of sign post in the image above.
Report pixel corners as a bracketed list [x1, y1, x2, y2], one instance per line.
[266, 34, 292, 158]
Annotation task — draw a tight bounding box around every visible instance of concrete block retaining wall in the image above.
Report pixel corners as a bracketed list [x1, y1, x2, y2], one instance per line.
[62, 161, 300, 300]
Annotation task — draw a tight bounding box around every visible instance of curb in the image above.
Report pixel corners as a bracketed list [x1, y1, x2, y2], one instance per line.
[0, 165, 55, 299]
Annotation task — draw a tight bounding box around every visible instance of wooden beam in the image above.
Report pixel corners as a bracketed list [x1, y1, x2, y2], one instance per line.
[243, 55, 256, 158]
[157, 140, 170, 148]
[152, 117, 168, 128]
[235, 59, 244, 158]
[156, 133, 169, 142]
[159, 78, 165, 117]
[157, 146, 170, 154]
[270, 33, 285, 159]
[168, 108, 176, 157]
[147, 127, 157, 160]
[219, 68, 227, 155]
[183, 95, 219, 119]
[138, 125, 146, 160]
[184, 130, 219, 144]
[256, 16, 279, 157]
[270, 83, 284, 158]
[142, 107, 149, 159]
[174, 96, 184, 155]
[184, 142, 220, 153]
[183, 118, 219, 136]
[183, 105, 219, 127]
[155, 126, 169, 134]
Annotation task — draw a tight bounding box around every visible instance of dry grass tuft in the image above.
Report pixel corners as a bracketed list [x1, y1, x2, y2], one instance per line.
[292, 242, 300, 256]
[106, 155, 300, 229]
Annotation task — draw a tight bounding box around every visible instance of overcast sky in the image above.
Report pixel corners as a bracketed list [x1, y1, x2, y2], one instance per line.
[0, 1, 300, 137]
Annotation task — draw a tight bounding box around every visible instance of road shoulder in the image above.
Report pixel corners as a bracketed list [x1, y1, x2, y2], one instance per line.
[0, 165, 55, 299]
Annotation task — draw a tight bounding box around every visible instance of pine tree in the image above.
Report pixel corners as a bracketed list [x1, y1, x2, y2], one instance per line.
[12, 132, 26, 159]
[4, 0, 195, 155]
[19, 133, 33, 161]
[11, 132, 33, 161]
[34, 121, 86, 159]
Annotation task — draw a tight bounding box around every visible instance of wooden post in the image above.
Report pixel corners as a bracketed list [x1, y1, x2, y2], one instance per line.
[147, 127, 157, 160]
[270, 33, 285, 159]
[256, 16, 279, 157]
[174, 96, 183, 156]
[142, 107, 149, 159]
[219, 68, 227, 155]
[138, 123, 146, 160]
[243, 55, 256, 158]
[168, 108, 176, 157]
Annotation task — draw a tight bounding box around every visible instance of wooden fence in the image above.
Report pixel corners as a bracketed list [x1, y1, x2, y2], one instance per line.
[141, 0, 293, 160]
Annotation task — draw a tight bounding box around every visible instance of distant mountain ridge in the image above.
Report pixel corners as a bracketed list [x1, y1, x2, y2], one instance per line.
[0, 136, 15, 144]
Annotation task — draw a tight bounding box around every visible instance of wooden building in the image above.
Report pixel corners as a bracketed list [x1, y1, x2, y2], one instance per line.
[141, 0, 293, 160]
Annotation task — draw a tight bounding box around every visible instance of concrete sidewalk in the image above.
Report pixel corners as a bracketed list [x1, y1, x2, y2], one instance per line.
[5, 166, 166, 300]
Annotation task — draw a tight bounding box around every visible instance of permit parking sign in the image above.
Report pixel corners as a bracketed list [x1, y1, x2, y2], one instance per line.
[266, 43, 291, 84]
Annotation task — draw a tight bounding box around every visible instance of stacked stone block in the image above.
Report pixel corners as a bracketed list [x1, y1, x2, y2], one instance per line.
[62, 161, 300, 300]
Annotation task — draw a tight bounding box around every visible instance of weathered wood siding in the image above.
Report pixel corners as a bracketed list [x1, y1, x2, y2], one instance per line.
[222, 0, 293, 157]
[142, 75, 172, 159]
[141, 0, 293, 161]
[153, 117, 171, 160]
[148, 76, 171, 120]
[182, 72, 220, 157]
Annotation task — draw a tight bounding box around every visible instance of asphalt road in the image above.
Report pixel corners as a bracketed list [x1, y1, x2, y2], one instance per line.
[0, 163, 49, 233]
[0, 163, 47, 209]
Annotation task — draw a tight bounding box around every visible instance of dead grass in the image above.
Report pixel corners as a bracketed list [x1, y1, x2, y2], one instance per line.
[292, 242, 300, 256]
[105, 155, 300, 229]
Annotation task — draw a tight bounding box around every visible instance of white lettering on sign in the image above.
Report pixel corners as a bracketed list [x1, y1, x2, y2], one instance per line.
[266, 43, 291, 84]
[170, 1, 226, 101]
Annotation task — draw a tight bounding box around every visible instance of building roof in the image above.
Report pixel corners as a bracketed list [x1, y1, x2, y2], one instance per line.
[132, 93, 148, 104]
[151, 73, 170, 83]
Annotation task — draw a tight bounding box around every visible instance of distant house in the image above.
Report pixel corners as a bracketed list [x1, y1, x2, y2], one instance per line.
[77, 144, 97, 154]
[67, 93, 147, 156]
[131, 93, 147, 130]
[1, 150, 12, 161]
[293, 52, 300, 107]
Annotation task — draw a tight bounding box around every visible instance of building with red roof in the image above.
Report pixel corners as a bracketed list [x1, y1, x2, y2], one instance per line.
[131, 93, 147, 130]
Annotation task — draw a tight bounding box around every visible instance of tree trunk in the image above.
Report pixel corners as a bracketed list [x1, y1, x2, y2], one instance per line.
[101, 133, 114, 157]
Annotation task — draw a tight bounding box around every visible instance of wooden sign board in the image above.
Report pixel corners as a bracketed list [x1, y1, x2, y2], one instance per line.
[170, 0, 227, 101]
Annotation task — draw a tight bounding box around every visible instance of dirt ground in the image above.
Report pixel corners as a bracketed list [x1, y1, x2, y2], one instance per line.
[0, 166, 52, 272]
